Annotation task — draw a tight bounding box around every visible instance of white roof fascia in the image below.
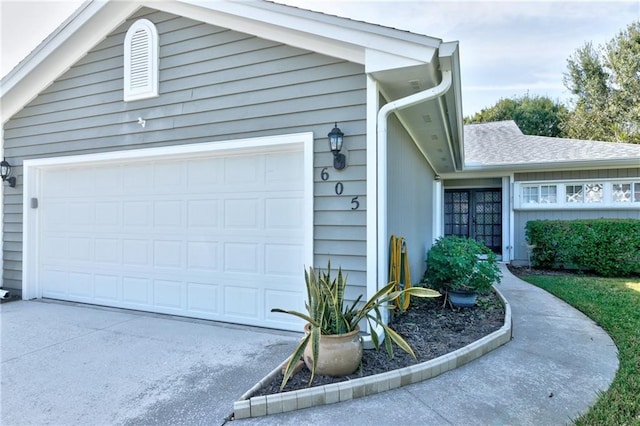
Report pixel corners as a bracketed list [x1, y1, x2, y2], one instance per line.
[162, 1, 439, 68]
[463, 157, 640, 173]
[176, 0, 441, 58]
[1, 1, 142, 123]
[438, 41, 464, 170]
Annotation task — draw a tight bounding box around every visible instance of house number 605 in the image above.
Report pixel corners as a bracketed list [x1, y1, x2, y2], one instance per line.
[319, 167, 360, 210]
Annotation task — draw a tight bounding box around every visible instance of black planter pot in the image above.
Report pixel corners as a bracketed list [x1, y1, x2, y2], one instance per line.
[448, 290, 477, 308]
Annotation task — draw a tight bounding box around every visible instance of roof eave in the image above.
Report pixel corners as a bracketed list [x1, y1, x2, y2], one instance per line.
[463, 157, 640, 173]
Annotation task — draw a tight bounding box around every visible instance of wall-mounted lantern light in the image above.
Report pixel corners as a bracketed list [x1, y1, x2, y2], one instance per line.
[328, 122, 345, 170]
[0, 158, 16, 188]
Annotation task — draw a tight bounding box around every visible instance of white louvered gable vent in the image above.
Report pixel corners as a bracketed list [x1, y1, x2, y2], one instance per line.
[124, 19, 159, 101]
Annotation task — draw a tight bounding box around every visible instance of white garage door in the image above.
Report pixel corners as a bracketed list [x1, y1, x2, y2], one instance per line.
[35, 142, 308, 331]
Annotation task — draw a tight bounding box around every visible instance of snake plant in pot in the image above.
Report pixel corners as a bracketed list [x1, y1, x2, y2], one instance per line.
[424, 236, 501, 307]
[271, 262, 440, 389]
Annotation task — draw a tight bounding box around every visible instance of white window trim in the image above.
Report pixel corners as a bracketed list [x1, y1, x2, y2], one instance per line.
[514, 178, 640, 210]
[124, 19, 159, 102]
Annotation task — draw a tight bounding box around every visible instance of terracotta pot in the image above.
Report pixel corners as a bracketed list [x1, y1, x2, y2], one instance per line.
[303, 324, 363, 377]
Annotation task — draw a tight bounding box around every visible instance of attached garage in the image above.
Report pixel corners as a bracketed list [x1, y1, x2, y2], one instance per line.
[22, 134, 313, 331]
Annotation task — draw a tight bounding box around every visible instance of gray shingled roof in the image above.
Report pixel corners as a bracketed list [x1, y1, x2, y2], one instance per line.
[464, 120, 640, 168]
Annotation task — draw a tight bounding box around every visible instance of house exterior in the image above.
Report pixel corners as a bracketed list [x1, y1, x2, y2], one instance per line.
[1, 0, 638, 333]
[0, 0, 463, 332]
[456, 121, 640, 264]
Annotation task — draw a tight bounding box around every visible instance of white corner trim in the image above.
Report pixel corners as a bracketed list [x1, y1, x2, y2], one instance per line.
[21, 132, 315, 300]
[365, 74, 379, 332]
[433, 180, 443, 241]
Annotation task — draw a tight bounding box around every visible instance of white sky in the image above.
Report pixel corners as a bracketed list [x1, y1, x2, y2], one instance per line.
[1, 0, 639, 116]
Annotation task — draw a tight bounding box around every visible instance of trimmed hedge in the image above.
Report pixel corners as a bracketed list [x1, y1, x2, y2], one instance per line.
[525, 219, 640, 277]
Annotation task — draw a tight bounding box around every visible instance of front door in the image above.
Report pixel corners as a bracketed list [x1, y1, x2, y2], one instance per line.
[444, 189, 502, 255]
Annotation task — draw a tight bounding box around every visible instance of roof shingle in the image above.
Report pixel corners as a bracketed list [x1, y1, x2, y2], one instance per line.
[464, 120, 640, 168]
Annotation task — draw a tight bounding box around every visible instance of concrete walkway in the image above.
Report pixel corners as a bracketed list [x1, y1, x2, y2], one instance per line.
[234, 265, 619, 425]
[1, 266, 618, 425]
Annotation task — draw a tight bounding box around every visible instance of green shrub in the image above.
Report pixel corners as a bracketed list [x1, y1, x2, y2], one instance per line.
[424, 236, 501, 293]
[525, 219, 640, 277]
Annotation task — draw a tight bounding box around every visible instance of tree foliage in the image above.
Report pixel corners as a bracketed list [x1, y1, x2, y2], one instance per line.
[563, 21, 640, 143]
[464, 94, 568, 137]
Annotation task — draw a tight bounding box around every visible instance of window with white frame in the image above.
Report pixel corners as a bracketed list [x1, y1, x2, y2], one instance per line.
[124, 19, 159, 102]
[521, 184, 558, 204]
[612, 181, 640, 203]
[566, 183, 603, 203]
[515, 180, 640, 209]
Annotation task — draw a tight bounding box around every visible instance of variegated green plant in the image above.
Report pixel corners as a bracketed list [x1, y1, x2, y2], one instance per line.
[271, 262, 440, 389]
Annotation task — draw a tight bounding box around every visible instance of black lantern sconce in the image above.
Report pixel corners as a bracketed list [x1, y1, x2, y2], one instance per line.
[1, 158, 16, 188]
[328, 122, 346, 170]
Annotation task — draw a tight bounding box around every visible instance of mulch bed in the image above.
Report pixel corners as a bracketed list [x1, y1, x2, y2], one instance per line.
[253, 291, 505, 396]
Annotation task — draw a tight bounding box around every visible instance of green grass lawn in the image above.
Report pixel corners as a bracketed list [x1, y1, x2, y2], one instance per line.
[520, 274, 640, 426]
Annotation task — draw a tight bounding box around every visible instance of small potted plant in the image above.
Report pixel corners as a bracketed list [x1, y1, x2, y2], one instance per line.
[271, 262, 440, 389]
[424, 236, 501, 307]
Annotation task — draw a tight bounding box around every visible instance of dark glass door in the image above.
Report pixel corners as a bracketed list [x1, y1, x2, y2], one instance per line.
[444, 189, 502, 255]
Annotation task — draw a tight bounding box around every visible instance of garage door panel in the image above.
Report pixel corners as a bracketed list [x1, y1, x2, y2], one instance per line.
[153, 240, 183, 269]
[265, 244, 303, 276]
[187, 157, 223, 187]
[66, 169, 95, 196]
[69, 237, 92, 262]
[41, 236, 68, 261]
[42, 202, 67, 228]
[122, 163, 154, 193]
[37, 145, 306, 331]
[265, 289, 305, 326]
[95, 275, 119, 301]
[96, 202, 120, 226]
[187, 241, 219, 271]
[266, 197, 304, 229]
[187, 282, 220, 314]
[266, 152, 304, 187]
[122, 277, 151, 305]
[123, 240, 150, 266]
[41, 269, 68, 298]
[68, 272, 93, 298]
[95, 238, 120, 263]
[153, 280, 183, 310]
[224, 156, 261, 184]
[123, 202, 151, 227]
[224, 285, 260, 318]
[224, 198, 259, 229]
[153, 201, 183, 227]
[223, 242, 260, 273]
[187, 199, 219, 228]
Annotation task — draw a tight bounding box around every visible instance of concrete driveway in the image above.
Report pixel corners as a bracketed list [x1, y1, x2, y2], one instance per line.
[1, 266, 619, 425]
[0, 300, 298, 425]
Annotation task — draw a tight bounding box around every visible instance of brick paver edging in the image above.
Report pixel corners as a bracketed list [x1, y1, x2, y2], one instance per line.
[233, 286, 512, 419]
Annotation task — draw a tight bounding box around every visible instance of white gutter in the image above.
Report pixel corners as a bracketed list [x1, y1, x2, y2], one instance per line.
[363, 68, 453, 348]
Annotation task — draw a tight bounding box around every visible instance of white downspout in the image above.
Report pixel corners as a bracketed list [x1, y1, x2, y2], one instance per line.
[363, 69, 453, 348]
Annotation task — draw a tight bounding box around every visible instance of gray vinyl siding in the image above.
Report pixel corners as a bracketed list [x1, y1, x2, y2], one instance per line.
[444, 178, 501, 189]
[2, 8, 367, 297]
[386, 113, 435, 283]
[512, 168, 640, 262]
